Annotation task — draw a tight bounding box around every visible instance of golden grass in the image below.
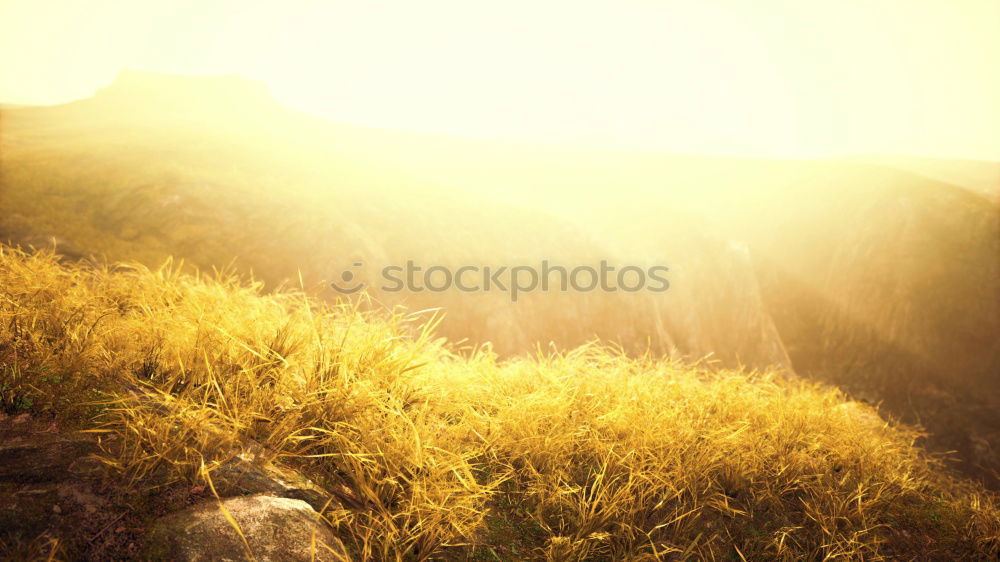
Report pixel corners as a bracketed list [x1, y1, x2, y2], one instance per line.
[1, 246, 997, 560]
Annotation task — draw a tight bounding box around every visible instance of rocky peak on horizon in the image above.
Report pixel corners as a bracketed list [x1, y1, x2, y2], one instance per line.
[87, 70, 284, 118]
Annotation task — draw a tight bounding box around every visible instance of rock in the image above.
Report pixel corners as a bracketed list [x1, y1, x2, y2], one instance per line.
[210, 454, 335, 512]
[0, 420, 130, 558]
[0, 422, 110, 540]
[0, 481, 61, 535]
[0, 419, 353, 559]
[0, 470, 115, 553]
[143, 495, 350, 561]
[0, 431, 100, 483]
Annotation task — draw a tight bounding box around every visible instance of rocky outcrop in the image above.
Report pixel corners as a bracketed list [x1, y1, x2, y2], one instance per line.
[0, 428, 101, 484]
[0, 415, 354, 560]
[143, 495, 349, 562]
[0, 415, 121, 558]
[210, 454, 335, 512]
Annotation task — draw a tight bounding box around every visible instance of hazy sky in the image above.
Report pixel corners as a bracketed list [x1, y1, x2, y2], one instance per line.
[2, 0, 998, 159]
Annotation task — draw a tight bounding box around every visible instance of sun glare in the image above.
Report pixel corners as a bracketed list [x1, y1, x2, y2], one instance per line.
[2, 0, 999, 158]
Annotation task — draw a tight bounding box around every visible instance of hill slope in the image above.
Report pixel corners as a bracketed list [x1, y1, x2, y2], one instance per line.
[1, 71, 998, 489]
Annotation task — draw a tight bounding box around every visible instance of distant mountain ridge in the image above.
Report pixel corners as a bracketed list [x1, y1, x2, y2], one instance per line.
[95, 70, 278, 111]
[851, 154, 1000, 204]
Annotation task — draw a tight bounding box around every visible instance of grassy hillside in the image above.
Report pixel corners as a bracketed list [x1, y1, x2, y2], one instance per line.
[1, 247, 998, 560]
[0, 76, 798, 367]
[744, 173, 1000, 487]
[1, 71, 998, 490]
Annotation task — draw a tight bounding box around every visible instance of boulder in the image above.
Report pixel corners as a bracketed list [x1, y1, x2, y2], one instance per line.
[143, 495, 350, 561]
